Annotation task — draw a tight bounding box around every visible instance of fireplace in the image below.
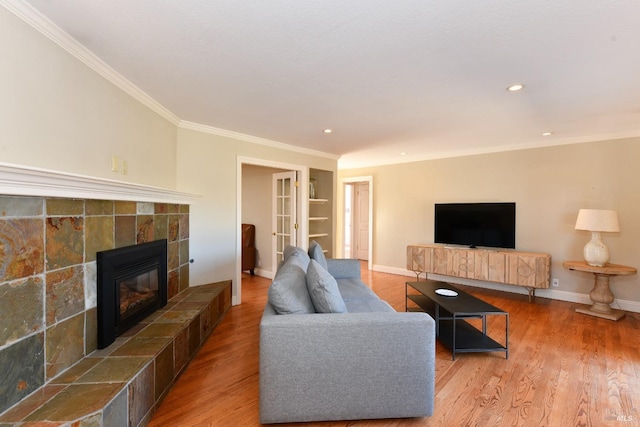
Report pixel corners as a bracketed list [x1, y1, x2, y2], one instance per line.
[97, 239, 168, 348]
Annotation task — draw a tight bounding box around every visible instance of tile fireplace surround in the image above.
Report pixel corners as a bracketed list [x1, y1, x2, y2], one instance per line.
[0, 164, 232, 426]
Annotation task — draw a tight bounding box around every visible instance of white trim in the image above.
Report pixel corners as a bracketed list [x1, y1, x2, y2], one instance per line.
[340, 176, 373, 271]
[372, 263, 640, 314]
[1, 0, 181, 126]
[0, 162, 200, 204]
[339, 132, 640, 169]
[180, 121, 339, 161]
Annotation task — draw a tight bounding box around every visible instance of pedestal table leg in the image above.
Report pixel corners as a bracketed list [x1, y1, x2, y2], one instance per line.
[575, 273, 625, 321]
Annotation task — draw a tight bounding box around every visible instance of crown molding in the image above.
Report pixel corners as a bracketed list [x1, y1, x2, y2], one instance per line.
[0, 162, 201, 204]
[1, 0, 180, 125]
[339, 130, 640, 169]
[179, 120, 340, 160]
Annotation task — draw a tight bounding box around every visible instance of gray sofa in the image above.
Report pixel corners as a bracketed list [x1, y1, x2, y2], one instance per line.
[259, 244, 436, 424]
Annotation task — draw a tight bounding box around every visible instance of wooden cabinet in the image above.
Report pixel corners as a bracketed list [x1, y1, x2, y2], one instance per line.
[407, 244, 551, 300]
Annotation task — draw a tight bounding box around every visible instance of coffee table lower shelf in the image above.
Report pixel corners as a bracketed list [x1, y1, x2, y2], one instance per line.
[407, 284, 509, 360]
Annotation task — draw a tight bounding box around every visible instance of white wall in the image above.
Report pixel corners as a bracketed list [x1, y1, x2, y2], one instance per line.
[338, 137, 640, 309]
[0, 7, 177, 188]
[176, 127, 337, 300]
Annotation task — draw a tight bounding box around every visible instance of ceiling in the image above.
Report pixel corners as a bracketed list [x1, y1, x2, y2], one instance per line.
[15, 0, 640, 168]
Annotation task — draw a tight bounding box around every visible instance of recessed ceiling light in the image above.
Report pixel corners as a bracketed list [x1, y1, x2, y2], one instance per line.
[542, 131, 553, 136]
[323, 129, 332, 134]
[507, 84, 525, 92]
[400, 152, 407, 156]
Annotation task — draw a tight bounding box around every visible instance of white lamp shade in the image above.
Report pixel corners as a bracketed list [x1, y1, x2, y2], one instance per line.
[574, 209, 620, 232]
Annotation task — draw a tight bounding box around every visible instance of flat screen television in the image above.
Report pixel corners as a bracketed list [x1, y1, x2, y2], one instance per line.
[434, 202, 516, 249]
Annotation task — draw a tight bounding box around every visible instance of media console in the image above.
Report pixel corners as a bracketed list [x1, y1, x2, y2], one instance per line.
[407, 244, 551, 301]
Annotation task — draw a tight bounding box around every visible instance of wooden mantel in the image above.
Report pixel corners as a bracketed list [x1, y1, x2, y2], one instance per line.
[0, 161, 200, 204]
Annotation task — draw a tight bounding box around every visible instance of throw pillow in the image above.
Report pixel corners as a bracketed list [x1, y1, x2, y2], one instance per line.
[308, 240, 328, 270]
[268, 257, 315, 314]
[306, 259, 347, 313]
[283, 245, 310, 269]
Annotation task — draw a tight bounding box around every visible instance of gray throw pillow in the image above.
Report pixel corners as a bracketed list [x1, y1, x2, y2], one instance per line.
[308, 240, 328, 270]
[268, 257, 315, 314]
[306, 260, 347, 313]
[283, 245, 311, 269]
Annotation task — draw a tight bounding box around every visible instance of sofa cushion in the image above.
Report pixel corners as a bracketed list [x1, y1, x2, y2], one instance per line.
[268, 256, 315, 315]
[336, 279, 382, 302]
[343, 298, 395, 313]
[308, 240, 328, 270]
[306, 260, 347, 313]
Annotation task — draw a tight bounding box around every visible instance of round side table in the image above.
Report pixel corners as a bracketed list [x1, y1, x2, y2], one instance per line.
[563, 261, 637, 321]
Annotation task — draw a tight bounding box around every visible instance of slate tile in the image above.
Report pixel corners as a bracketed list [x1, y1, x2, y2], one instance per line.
[85, 216, 114, 262]
[46, 198, 83, 216]
[0, 196, 43, 217]
[45, 217, 83, 270]
[114, 216, 136, 248]
[25, 383, 123, 422]
[0, 333, 45, 414]
[46, 265, 84, 323]
[179, 214, 189, 240]
[114, 201, 136, 215]
[136, 215, 154, 243]
[128, 363, 154, 427]
[179, 239, 189, 266]
[102, 388, 127, 426]
[0, 276, 44, 347]
[154, 214, 168, 240]
[155, 343, 174, 400]
[77, 357, 150, 383]
[179, 264, 189, 293]
[85, 200, 113, 216]
[168, 241, 179, 270]
[0, 218, 44, 282]
[46, 314, 85, 380]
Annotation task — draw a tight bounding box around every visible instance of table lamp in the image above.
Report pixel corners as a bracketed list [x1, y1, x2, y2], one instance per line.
[574, 209, 619, 267]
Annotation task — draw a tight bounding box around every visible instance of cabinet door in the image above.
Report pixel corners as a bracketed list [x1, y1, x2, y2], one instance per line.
[506, 254, 549, 288]
[407, 245, 433, 273]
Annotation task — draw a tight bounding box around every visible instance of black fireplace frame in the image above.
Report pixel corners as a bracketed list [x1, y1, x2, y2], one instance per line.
[97, 239, 168, 348]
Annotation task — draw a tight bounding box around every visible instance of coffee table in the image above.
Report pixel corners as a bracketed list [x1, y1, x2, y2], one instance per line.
[406, 280, 509, 360]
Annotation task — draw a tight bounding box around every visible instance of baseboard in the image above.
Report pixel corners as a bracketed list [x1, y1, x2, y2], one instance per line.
[371, 264, 640, 314]
[254, 268, 275, 279]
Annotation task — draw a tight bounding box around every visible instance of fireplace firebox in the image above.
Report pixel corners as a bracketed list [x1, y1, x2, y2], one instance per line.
[97, 239, 168, 348]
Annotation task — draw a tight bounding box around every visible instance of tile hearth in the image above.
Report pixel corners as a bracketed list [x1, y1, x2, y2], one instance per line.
[0, 280, 231, 426]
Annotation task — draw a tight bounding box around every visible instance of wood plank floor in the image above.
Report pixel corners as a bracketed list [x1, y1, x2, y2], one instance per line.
[149, 265, 640, 427]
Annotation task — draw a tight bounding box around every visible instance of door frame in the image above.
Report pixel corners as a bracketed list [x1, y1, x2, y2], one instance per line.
[236, 156, 308, 305]
[340, 176, 373, 271]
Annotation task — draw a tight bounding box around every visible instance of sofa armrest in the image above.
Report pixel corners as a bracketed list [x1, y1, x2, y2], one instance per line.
[326, 258, 361, 279]
[259, 305, 435, 423]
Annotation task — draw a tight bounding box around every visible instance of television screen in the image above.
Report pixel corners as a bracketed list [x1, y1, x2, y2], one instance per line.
[434, 203, 516, 249]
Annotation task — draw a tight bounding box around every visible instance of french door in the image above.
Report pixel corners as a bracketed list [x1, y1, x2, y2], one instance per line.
[272, 171, 298, 267]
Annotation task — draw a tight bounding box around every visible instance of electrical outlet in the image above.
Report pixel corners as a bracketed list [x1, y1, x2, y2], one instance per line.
[122, 160, 128, 175]
[552, 278, 559, 287]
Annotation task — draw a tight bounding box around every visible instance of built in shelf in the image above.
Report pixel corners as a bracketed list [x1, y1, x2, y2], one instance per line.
[309, 198, 328, 204]
[309, 217, 328, 221]
[309, 233, 329, 238]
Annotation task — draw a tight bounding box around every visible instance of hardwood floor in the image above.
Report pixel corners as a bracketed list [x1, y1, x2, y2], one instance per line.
[149, 265, 640, 427]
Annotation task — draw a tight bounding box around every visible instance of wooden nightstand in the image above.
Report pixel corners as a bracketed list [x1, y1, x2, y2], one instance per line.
[563, 261, 637, 321]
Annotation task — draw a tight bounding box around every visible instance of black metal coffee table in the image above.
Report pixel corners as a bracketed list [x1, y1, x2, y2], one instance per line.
[406, 280, 508, 360]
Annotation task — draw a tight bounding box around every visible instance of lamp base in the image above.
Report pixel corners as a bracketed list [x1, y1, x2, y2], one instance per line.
[583, 231, 609, 267]
[575, 307, 625, 321]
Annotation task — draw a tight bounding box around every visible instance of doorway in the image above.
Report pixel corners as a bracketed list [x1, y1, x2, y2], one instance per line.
[341, 176, 373, 270]
[236, 157, 308, 305]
